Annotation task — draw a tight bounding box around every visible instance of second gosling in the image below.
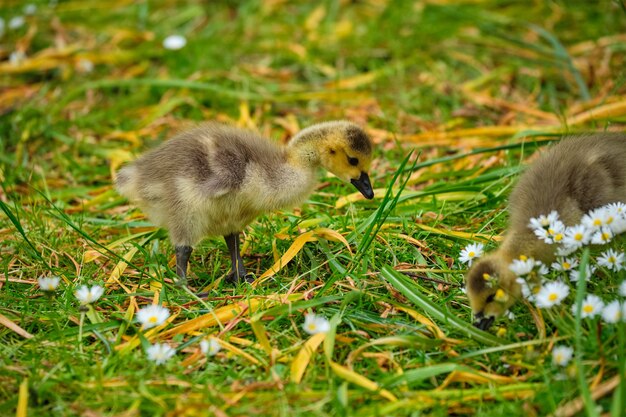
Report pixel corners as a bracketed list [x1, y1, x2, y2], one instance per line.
[465, 132, 626, 330]
[116, 121, 375, 283]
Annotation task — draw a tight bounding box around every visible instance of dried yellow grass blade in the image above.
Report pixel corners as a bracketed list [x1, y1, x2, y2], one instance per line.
[414, 223, 502, 242]
[403, 126, 527, 143]
[393, 306, 448, 340]
[16, 378, 28, 417]
[550, 374, 619, 417]
[0, 313, 33, 339]
[438, 369, 516, 389]
[326, 71, 381, 89]
[218, 338, 262, 365]
[329, 361, 398, 402]
[566, 99, 626, 126]
[84, 231, 153, 263]
[290, 332, 326, 383]
[163, 299, 259, 338]
[106, 248, 138, 293]
[253, 229, 351, 286]
[335, 189, 484, 209]
[250, 319, 273, 357]
[314, 228, 352, 254]
[161, 294, 303, 339]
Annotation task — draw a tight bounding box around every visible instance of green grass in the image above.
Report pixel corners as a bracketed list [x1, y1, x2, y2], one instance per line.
[1, 0, 626, 416]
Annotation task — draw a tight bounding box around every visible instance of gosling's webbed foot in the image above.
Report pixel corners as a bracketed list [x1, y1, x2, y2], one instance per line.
[223, 232, 252, 284]
[224, 270, 254, 284]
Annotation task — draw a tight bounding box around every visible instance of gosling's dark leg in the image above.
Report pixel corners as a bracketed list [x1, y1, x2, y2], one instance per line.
[175, 245, 193, 284]
[224, 233, 250, 283]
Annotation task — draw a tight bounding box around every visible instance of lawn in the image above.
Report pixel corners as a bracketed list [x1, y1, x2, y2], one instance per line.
[1, 1, 626, 416]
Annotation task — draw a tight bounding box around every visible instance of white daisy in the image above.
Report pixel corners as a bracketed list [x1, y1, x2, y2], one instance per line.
[606, 202, 626, 234]
[597, 249, 625, 272]
[556, 244, 579, 257]
[77, 58, 94, 73]
[562, 224, 592, 248]
[528, 211, 560, 230]
[606, 202, 626, 216]
[136, 305, 171, 329]
[582, 207, 610, 231]
[516, 277, 538, 302]
[8, 16, 25, 30]
[591, 226, 614, 245]
[619, 280, 626, 297]
[75, 285, 104, 304]
[571, 294, 604, 319]
[458, 243, 484, 266]
[569, 265, 595, 282]
[163, 35, 187, 50]
[38, 276, 60, 291]
[509, 257, 548, 279]
[303, 314, 330, 335]
[551, 257, 579, 272]
[602, 300, 623, 324]
[535, 281, 570, 308]
[200, 338, 221, 356]
[146, 343, 176, 365]
[9, 51, 26, 66]
[552, 345, 574, 367]
[533, 220, 566, 244]
[24, 4, 37, 15]
[509, 257, 535, 277]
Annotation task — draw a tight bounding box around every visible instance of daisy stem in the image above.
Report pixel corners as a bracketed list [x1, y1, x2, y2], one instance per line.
[573, 248, 599, 417]
[78, 311, 85, 354]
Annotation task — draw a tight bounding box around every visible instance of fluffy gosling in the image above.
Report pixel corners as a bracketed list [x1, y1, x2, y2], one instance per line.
[465, 132, 626, 330]
[116, 121, 375, 283]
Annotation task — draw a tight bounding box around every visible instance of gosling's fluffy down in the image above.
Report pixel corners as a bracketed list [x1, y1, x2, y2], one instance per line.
[465, 132, 626, 329]
[116, 121, 374, 283]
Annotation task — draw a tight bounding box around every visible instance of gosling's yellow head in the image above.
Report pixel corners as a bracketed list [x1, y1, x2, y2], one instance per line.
[290, 121, 374, 199]
[465, 252, 521, 330]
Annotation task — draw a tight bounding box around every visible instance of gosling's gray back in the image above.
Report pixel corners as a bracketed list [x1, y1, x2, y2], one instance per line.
[116, 123, 287, 202]
[509, 132, 626, 231]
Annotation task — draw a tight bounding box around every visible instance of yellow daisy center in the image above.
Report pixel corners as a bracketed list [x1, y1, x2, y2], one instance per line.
[495, 289, 508, 302]
[548, 293, 558, 301]
[574, 233, 583, 241]
[149, 316, 158, 323]
[562, 262, 571, 269]
[554, 233, 563, 242]
[593, 219, 602, 226]
[468, 251, 475, 257]
[583, 305, 594, 313]
[483, 273, 491, 280]
[519, 255, 528, 261]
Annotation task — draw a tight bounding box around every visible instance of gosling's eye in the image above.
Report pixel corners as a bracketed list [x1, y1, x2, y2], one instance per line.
[348, 157, 359, 166]
[485, 294, 495, 303]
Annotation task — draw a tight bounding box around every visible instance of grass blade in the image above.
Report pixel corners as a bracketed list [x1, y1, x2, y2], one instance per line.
[380, 266, 507, 346]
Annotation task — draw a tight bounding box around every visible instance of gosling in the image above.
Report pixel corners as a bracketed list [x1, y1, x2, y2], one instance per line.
[115, 121, 375, 284]
[465, 132, 626, 330]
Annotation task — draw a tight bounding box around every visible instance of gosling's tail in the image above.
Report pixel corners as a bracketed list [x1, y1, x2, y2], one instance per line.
[115, 164, 140, 201]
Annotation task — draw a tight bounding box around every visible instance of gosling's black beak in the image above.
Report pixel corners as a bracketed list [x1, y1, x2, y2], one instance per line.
[473, 313, 495, 331]
[351, 172, 374, 200]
